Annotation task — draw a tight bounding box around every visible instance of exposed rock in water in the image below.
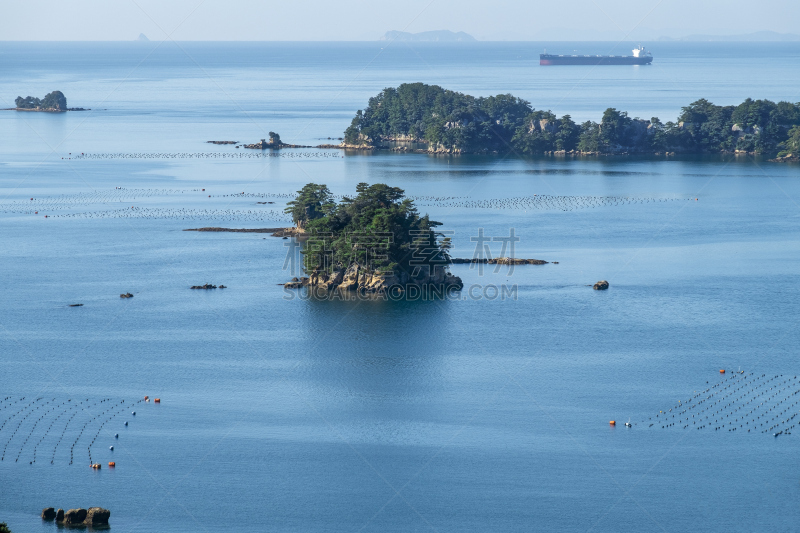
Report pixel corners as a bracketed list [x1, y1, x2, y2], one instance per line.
[56, 509, 64, 522]
[120, 292, 134, 298]
[41, 508, 56, 520]
[62, 508, 88, 526]
[84, 507, 111, 526]
[449, 257, 548, 265]
[286, 263, 463, 295]
[183, 227, 305, 238]
[770, 153, 799, 162]
[593, 280, 609, 290]
[283, 277, 308, 289]
[206, 140, 238, 145]
[190, 284, 217, 289]
[68, 303, 83, 307]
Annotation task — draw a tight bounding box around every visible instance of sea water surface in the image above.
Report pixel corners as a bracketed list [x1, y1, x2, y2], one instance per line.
[1, 42, 800, 533]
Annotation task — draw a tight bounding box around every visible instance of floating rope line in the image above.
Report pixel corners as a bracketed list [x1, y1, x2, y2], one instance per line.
[634, 372, 800, 436]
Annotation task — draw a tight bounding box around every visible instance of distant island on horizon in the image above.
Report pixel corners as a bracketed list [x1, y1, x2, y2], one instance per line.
[380, 30, 476, 42]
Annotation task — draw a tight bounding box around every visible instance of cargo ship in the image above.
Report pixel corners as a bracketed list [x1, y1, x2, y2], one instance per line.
[540, 46, 653, 65]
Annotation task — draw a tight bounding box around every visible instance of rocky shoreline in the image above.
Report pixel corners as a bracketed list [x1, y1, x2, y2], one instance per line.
[204, 135, 797, 158]
[285, 263, 463, 294]
[770, 153, 799, 163]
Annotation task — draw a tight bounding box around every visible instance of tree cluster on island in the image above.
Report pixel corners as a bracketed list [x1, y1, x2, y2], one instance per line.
[284, 182, 461, 293]
[344, 83, 800, 157]
[14, 91, 67, 111]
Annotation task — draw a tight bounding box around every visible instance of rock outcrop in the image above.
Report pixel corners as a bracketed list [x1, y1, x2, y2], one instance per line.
[770, 153, 799, 162]
[120, 292, 133, 298]
[243, 132, 311, 149]
[62, 508, 88, 526]
[593, 280, 609, 290]
[183, 226, 305, 238]
[51, 507, 110, 526]
[449, 257, 548, 265]
[191, 284, 217, 289]
[84, 507, 111, 526]
[287, 263, 463, 295]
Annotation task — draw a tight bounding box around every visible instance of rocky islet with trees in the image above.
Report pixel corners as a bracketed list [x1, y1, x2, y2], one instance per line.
[14, 91, 67, 111]
[283, 182, 462, 294]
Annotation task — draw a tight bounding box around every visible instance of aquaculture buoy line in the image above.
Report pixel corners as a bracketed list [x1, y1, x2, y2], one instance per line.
[0, 188, 205, 214]
[413, 194, 693, 212]
[1, 397, 44, 461]
[71, 151, 342, 160]
[86, 399, 129, 466]
[0, 395, 161, 467]
[1, 187, 695, 222]
[616, 371, 800, 436]
[46, 207, 289, 223]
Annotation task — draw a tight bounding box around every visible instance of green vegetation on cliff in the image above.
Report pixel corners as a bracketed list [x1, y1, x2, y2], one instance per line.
[14, 91, 67, 111]
[286, 182, 452, 278]
[343, 83, 800, 156]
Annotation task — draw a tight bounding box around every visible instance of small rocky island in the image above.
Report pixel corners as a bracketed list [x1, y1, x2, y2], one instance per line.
[41, 506, 110, 526]
[8, 91, 87, 112]
[283, 182, 462, 295]
[243, 132, 311, 149]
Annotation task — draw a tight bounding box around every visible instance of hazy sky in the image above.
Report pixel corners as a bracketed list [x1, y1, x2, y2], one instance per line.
[2, 0, 799, 41]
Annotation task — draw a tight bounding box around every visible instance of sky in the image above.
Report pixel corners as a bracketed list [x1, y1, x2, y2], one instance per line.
[1, 0, 799, 41]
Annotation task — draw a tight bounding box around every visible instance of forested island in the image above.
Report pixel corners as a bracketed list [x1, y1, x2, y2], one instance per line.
[8, 91, 86, 112]
[343, 83, 800, 159]
[283, 182, 462, 295]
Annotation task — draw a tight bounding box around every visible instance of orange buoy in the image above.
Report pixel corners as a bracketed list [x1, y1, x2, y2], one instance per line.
[108, 462, 115, 467]
[154, 398, 160, 403]
[720, 369, 726, 373]
[91, 463, 101, 469]
[144, 395, 149, 400]
[609, 420, 616, 426]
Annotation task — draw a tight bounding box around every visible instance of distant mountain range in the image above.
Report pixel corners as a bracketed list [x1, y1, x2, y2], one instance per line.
[380, 30, 476, 42]
[659, 30, 800, 42]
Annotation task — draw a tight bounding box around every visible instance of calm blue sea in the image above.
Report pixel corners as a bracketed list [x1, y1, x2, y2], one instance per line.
[1, 42, 800, 533]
